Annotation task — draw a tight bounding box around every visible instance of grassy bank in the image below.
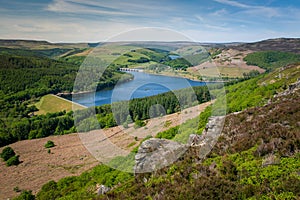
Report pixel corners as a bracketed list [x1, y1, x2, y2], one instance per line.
[35, 94, 86, 115]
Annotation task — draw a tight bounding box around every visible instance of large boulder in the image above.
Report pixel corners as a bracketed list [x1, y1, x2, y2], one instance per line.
[134, 138, 187, 173]
[134, 116, 225, 173]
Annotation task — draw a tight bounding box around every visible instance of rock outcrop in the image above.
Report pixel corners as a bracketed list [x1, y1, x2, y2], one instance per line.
[274, 78, 300, 98]
[96, 184, 110, 195]
[134, 138, 187, 173]
[188, 116, 225, 159]
[134, 116, 225, 173]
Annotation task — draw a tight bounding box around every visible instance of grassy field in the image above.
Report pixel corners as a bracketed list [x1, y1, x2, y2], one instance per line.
[83, 45, 136, 63]
[198, 66, 252, 77]
[35, 94, 86, 115]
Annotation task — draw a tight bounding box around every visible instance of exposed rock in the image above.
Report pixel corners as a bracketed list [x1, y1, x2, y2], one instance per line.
[143, 177, 148, 183]
[274, 79, 300, 98]
[191, 116, 225, 159]
[187, 134, 204, 146]
[96, 184, 110, 195]
[134, 116, 225, 173]
[189, 117, 225, 149]
[209, 161, 217, 171]
[288, 79, 300, 91]
[262, 154, 280, 167]
[203, 116, 225, 137]
[134, 138, 187, 173]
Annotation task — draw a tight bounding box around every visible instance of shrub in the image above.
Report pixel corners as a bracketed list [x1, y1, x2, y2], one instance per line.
[44, 140, 55, 148]
[6, 155, 20, 166]
[134, 120, 146, 129]
[1, 146, 16, 161]
[156, 126, 179, 139]
[123, 122, 129, 129]
[13, 190, 35, 200]
[13, 186, 21, 193]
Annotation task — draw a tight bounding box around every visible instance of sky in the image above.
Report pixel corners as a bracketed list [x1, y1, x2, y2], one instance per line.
[0, 0, 299, 43]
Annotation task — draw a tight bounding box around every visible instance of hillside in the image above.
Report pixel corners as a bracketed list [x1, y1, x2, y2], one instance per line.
[0, 134, 98, 200]
[0, 102, 212, 199]
[0, 39, 90, 49]
[191, 48, 265, 78]
[96, 75, 300, 200]
[17, 64, 300, 200]
[1, 38, 300, 200]
[231, 38, 300, 54]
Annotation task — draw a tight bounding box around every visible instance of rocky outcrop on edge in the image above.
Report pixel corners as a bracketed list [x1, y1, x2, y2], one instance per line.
[96, 184, 111, 195]
[134, 138, 188, 173]
[134, 116, 225, 173]
[188, 116, 225, 159]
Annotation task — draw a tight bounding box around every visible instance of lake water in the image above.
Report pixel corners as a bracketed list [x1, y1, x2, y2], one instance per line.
[71, 72, 206, 107]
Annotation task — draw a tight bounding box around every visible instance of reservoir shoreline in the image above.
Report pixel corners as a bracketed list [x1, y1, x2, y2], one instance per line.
[59, 71, 220, 107]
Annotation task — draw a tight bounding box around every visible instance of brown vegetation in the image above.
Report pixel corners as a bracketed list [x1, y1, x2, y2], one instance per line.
[0, 134, 98, 199]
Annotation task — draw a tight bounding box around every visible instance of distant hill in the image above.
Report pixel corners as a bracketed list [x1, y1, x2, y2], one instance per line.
[231, 38, 300, 53]
[0, 39, 89, 49]
[0, 38, 299, 53]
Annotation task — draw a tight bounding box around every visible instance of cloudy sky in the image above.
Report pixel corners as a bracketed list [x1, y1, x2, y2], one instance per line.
[0, 0, 299, 42]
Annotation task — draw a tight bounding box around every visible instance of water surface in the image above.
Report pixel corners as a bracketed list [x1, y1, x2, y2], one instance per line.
[71, 72, 206, 107]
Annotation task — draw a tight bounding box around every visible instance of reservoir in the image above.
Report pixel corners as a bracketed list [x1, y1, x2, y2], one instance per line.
[71, 71, 206, 107]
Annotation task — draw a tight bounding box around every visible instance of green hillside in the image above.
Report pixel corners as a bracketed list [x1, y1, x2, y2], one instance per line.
[22, 64, 300, 200]
[244, 51, 300, 71]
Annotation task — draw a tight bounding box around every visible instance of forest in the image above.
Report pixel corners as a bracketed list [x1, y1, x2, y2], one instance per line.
[0, 50, 129, 146]
[244, 51, 300, 71]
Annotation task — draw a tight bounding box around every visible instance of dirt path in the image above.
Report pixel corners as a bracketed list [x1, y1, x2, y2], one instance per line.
[0, 101, 212, 199]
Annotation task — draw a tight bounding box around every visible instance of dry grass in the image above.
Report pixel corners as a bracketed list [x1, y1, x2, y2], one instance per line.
[0, 134, 98, 199]
[145, 48, 265, 79]
[78, 101, 213, 164]
[192, 49, 265, 78]
[72, 48, 93, 57]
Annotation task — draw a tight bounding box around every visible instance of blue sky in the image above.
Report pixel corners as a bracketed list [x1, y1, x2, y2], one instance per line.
[0, 0, 299, 42]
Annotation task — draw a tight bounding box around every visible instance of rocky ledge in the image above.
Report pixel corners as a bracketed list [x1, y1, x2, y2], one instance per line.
[134, 138, 188, 173]
[134, 116, 225, 174]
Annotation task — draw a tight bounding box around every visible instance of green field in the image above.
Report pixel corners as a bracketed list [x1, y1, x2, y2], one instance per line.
[35, 94, 86, 115]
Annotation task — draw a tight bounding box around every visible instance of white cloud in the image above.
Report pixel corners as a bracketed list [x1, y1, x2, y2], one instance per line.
[1, 0, 299, 43]
[46, 0, 136, 16]
[213, 0, 249, 8]
[204, 24, 230, 31]
[194, 14, 230, 31]
[0, 17, 139, 42]
[211, 8, 228, 17]
[213, 0, 280, 18]
[195, 15, 205, 23]
[45, 0, 178, 19]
